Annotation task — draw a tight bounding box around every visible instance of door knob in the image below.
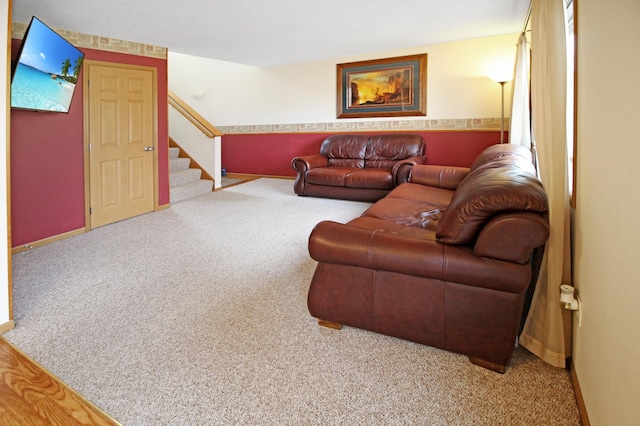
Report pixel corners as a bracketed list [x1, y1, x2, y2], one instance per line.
[144, 146, 154, 151]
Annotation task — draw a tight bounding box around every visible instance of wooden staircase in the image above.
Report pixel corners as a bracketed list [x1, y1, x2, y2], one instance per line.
[168, 90, 224, 196]
[169, 145, 214, 203]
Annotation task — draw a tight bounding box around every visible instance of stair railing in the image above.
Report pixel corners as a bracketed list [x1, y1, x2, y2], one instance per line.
[168, 90, 223, 138]
[168, 89, 224, 189]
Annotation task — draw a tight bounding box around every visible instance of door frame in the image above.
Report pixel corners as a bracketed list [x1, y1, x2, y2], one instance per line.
[82, 60, 160, 231]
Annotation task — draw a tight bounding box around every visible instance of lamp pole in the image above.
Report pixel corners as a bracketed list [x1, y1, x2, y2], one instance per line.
[499, 81, 506, 144]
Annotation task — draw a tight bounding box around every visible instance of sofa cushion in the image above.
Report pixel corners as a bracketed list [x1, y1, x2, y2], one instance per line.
[436, 165, 548, 245]
[470, 143, 532, 171]
[305, 167, 354, 187]
[320, 134, 369, 167]
[385, 183, 455, 209]
[409, 165, 470, 190]
[327, 158, 365, 168]
[348, 216, 438, 240]
[306, 167, 394, 189]
[364, 134, 425, 169]
[361, 197, 443, 230]
[345, 169, 394, 189]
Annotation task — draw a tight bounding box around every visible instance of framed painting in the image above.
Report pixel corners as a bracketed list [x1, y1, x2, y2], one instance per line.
[336, 53, 427, 119]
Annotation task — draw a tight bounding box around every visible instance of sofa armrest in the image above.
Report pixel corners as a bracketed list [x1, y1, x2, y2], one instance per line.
[291, 154, 329, 173]
[409, 165, 470, 189]
[309, 220, 532, 293]
[392, 155, 427, 185]
[473, 212, 550, 264]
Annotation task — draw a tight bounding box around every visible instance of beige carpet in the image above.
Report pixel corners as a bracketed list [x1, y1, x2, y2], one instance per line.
[4, 178, 581, 425]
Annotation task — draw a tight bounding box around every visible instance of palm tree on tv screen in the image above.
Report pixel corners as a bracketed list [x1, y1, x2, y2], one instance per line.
[73, 56, 83, 79]
[61, 58, 71, 78]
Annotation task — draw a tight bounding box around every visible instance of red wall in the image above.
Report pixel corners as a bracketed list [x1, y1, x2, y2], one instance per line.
[10, 41, 168, 248]
[222, 131, 504, 177]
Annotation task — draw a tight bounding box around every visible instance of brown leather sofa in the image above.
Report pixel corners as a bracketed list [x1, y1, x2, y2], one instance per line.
[306, 144, 550, 373]
[291, 134, 426, 202]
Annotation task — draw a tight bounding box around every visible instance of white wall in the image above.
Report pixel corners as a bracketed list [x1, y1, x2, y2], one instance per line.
[168, 33, 517, 126]
[1, 0, 12, 331]
[574, 0, 640, 424]
[168, 107, 219, 179]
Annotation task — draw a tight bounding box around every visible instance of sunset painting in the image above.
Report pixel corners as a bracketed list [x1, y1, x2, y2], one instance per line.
[348, 66, 413, 107]
[337, 54, 427, 119]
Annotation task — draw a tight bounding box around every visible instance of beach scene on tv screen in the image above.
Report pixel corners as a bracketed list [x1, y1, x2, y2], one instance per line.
[11, 18, 84, 113]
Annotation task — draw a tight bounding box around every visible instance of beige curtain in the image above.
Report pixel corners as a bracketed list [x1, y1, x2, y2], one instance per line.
[509, 32, 531, 150]
[518, 0, 573, 368]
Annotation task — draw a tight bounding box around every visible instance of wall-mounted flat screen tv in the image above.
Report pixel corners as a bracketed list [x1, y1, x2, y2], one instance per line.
[11, 16, 85, 113]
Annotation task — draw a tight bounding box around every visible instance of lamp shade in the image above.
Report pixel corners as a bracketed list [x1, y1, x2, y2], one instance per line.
[488, 70, 513, 84]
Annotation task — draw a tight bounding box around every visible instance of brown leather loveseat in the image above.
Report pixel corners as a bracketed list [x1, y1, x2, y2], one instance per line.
[306, 144, 549, 373]
[291, 134, 426, 202]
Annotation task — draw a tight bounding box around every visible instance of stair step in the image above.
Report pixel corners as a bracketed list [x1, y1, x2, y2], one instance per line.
[169, 147, 180, 160]
[170, 179, 213, 203]
[169, 144, 213, 203]
[169, 157, 191, 172]
[170, 168, 202, 187]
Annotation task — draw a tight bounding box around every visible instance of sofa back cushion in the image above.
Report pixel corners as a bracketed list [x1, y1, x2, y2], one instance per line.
[364, 134, 425, 169]
[320, 135, 369, 168]
[436, 150, 548, 245]
[470, 143, 532, 171]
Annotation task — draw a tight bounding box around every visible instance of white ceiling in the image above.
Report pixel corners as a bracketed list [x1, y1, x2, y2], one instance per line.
[12, 0, 530, 67]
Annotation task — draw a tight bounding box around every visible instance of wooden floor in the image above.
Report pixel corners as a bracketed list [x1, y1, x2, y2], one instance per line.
[0, 336, 120, 425]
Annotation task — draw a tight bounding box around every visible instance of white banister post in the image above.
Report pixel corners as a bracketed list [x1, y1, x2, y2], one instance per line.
[213, 135, 222, 189]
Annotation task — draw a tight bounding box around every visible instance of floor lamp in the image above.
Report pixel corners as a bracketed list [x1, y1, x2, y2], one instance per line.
[497, 80, 507, 144]
[489, 76, 511, 144]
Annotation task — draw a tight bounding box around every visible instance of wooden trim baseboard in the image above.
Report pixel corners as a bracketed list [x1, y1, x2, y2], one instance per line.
[570, 358, 590, 426]
[225, 173, 294, 181]
[11, 228, 86, 254]
[0, 320, 14, 334]
[6, 0, 14, 322]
